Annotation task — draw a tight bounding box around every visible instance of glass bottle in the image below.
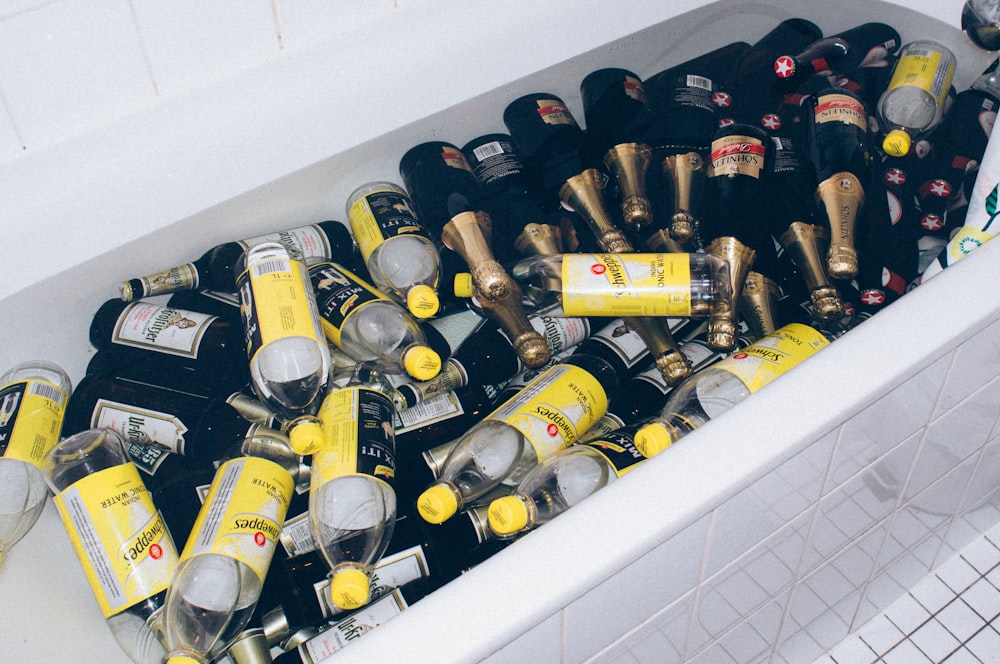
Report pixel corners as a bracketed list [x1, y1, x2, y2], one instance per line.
[415, 353, 619, 525]
[876, 40, 956, 158]
[963, 0, 1000, 51]
[345, 182, 442, 319]
[119, 220, 357, 302]
[308, 261, 442, 382]
[0, 360, 72, 564]
[772, 22, 901, 88]
[236, 241, 331, 420]
[44, 428, 180, 664]
[161, 455, 294, 664]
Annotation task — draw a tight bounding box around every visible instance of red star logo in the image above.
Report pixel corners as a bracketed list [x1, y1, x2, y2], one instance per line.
[719, 118, 735, 127]
[713, 91, 732, 108]
[861, 291, 885, 306]
[774, 56, 795, 78]
[885, 169, 906, 185]
[928, 179, 952, 197]
[921, 214, 944, 231]
[762, 114, 781, 130]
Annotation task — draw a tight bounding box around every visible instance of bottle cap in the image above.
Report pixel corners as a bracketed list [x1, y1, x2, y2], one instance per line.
[453, 272, 475, 298]
[487, 495, 530, 536]
[882, 130, 911, 158]
[403, 345, 442, 381]
[634, 423, 674, 458]
[417, 483, 459, 524]
[166, 655, 205, 664]
[288, 420, 324, 456]
[407, 284, 440, 319]
[328, 567, 371, 611]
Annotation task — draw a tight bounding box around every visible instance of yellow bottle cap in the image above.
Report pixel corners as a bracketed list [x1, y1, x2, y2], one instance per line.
[288, 420, 324, 456]
[487, 495, 530, 536]
[634, 423, 674, 458]
[407, 284, 440, 319]
[882, 129, 911, 158]
[417, 483, 459, 524]
[166, 655, 204, 664]
[403, 345, 442, 381]
[453, 272, 475, 298]
[328, 567, 371, 611]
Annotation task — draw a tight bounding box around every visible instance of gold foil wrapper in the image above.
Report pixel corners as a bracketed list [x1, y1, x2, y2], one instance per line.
[778, 221, 844, 320]
[604, 142, 653, 230]
[662, 151, 706, 243]
[560, 169, 634, 253]
[815, 171, 864, 280]
[706, 236, 756, 351]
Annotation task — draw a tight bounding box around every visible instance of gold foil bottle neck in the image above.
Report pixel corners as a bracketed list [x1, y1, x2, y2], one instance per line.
[442, 211, 510, 301]
[560, 169, 635, 253]
[603, 142, 653, 230]
[706, 235, 756, 352]
[778, 221, 844, 320]
[811, 286, 845, 320]
[740, 271, 780, 340]
[653, 348, 693, 386]
[515, 223, 564, 257]
[815, 171, 864, 280]
[662, 151, 706, 243]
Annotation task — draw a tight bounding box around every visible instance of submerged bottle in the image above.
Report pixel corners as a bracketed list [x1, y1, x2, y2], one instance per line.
[0, 361, 72, 564]
[772, 22, 901, 87]
[236, 241, 331, 420]
[309, 261, 442, 382]
[415, 353, 619, 525]
[44, 428, 180, 664]
[876, 40, 956, 158]
[120, 221, 357, 302]
[346, 182, 443, 319]
[162, 455, 294, 664]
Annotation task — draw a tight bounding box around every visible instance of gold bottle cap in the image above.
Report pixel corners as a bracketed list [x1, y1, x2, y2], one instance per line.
[118, 281, 136, 302]
[487, 495, 530, 536]
[406, 284, 440, 319]
[515, 332, 552, 369]
[621, 195, 652, 229]
[706, 317, 738, 353]
[655, 350, 693, 386]
[453, 272, 475, 298]
[634, 423, 674, 458]
[329, 568, 371, 611]
[811, 287, 845, 320]
[417, 483, 460, 524]
[826, 246, 859, 281]
[288, 420, 324, 456]
[403, 345, 442, 381]
[882, 129, 911, 158]
[670, 213, 696, 243]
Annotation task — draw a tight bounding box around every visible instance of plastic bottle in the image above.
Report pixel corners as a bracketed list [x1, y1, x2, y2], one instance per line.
[876, 40, 956, 158]
[44, 428, 181, 664]
[119, 220, 358, 301]
[0, 360, 72, 564]
[161, 454, 294, 664]
[308, 260, 441, 382]
[236, 241, 332, 420]
[415, 353, 620, 525]
[346, 181, 443, 319]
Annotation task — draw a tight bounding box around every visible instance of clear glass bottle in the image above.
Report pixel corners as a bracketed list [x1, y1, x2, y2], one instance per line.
[44, 428, 180, 664]
[0, 360, 72, 565]
[236, 241, 331, 420]
[876, 40, 956, 157]
[161, 455, 294, 664]
[346, 181, 443, 319]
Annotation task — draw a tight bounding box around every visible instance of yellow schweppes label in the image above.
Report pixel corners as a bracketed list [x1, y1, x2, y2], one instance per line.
[310, 386, 396, 488]
[182, 456, 294, 582]
[0, 377, 68, 466]
[53, 463, 179, 617]
[560, 253, 695, 317]
[713, 323, 829, 393]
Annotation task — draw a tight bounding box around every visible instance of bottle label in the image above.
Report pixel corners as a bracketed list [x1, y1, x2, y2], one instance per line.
[309, 262, 386, 347]
[0, 378, 68, 466]
[887, 47, 954, 107]
[560, 253, 697, 317]
[813, 92, 867, 132]
[348, 189, 432, 261]
[237, 246, 325, 362]
[393, 390, 465, 433]
[487, 363, 609, 461]
[713, 323, 829, 393]
[311, 387, 396, 488]
[240, 224, 330, 263]
[134, 263, 200, 296]
[279, 510, 318, 557]
[53, 463, 180, 617]
[585, 428, 649, 477]
[110, 302, 217, 359]
[535, 98, 577, 126]
[317, 543, 431, 618]
[182, 456, 294, 582]
[709, 133, 766, 179]
[90, 398, 188, 455]
[125, 442, 171, 477]
[588, 319, 651, 369]
[299, 589, 407, 660]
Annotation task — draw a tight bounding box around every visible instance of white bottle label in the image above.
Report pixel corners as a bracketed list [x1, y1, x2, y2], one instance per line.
[92, 398, 188, 454]
[111, 302, 217, 359]
[241, 225, 329, 263]
[393, 391, 465, 433]
[300, 589, 408, 660]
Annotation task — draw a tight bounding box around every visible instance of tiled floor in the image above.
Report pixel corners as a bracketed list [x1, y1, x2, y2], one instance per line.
[815, 524, 1000, 663]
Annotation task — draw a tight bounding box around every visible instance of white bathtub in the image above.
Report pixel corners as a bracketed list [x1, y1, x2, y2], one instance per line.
[3, 0, 1000, 662]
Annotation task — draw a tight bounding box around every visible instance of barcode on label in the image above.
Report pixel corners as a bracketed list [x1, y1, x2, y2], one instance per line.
[252, 258, 290, 278]
[30, 381, 65, 406]
[686, 74, 712, 91]
[472, 141, 505, 161]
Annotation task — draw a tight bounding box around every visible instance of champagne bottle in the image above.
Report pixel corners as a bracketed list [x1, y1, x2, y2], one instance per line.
[807, 87, 872, 280]
[161, 455, 294, 664]
[44, 428, 181, 664]
[120, 221, 357, 302]
[236, 241, 331, 420]
[345, 182, 442, 319]
[0, 360, 72, 564]
[415, 354, 619, 525]
[634, 323, 835, 453]
[308, 261, 442, 382]
[772, 22, 901, 88]
[876, 40, 956, 158]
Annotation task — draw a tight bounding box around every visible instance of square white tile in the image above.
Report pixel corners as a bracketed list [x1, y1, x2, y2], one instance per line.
[936, 599, 986, 643]
[881, 638, 933, 663]
[937, 554, 983, 595]
[959, 577, 1000, 622]
[963, 625, 1000, 663]
[960, 535, 1000, 575]
[942, 647, 983, 663]
[857, 613, 905, 654]
[828, 635, 878, 664]
[910, 574, 960, 614]
[883, 592, 930, 635]
[908, 617, 962, 662]
[935, 322, 1000, 417]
